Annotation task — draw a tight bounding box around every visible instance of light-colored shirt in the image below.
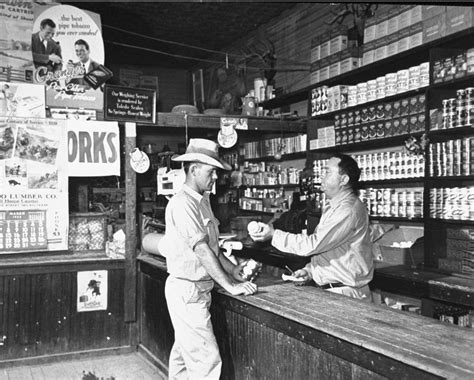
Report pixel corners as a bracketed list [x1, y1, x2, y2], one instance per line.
[159, 184, 220, 281]
[272, 190, 374, 287]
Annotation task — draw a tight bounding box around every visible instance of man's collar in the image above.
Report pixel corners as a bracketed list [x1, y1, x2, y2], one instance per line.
[182, 183, 209, 203]
[328, 189, 352, 208]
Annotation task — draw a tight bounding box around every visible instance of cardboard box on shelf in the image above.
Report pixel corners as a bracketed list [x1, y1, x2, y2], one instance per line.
[422, 13, 447, 43]
[311, 35, 321, 63]
[422, 5, 446, 20]
[320, 31, 331, 59]
[374, 226, 424, 268]
[446, 227, 474, 241]
[329, 25, 348, 56]
[387, 8, 400, 36]
[410, 5, 423, 25]
[386, 32, 399, 57]
[362, 42, 375, 66]
[319, 65, 330, 82]
[445, 6, 474, 36]
[374, 38, 388, 61]
[409, 22, 423, 48]
[364, 16, 377, 44]
[375, 12, 389, 39]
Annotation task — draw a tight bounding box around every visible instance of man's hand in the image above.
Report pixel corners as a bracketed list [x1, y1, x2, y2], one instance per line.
[49, 54, 62, 64]
[249, 222, 274, 242]
[231, 261, 247, 282]
[226, 281, 257, 296]
[291, 268, 312, 286]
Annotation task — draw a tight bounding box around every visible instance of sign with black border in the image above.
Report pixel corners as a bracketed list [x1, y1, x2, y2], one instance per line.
[104, 85, 156, 124]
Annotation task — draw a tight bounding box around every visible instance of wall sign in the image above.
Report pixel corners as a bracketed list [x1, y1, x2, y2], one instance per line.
[77, 270, 108, 312]
[0, 117, 68, 254]
[32, 4, 105, 110]
[104, 85, 156, 124]
[67, 120, 120, 176]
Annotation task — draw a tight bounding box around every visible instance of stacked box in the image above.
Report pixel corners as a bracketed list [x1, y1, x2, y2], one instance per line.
[387, 8, 400, 36]
[423, 13, 447, 43]
[362, 41, 375, 66]
[329, 26, 348, 56]
[364, 16, 377, 44]
[441, 227, 474, 276]
[69, 212, 106, 252]
[409, 23, 423, 48]
[446, 6, 474, 35]
[310, 35, 321, 63]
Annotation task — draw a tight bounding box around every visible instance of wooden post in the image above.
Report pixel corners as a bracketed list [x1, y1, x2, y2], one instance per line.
[124, 122, 137, 324]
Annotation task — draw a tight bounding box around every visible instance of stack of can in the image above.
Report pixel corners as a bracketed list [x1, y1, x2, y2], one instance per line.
[441, 87, 474, 129]
[429, 138, 472, 177]
[429, 187, 474, 220]
[360, 187, 423, 218]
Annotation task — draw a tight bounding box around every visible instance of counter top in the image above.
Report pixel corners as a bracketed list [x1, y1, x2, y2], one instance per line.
[138, 254, 474, 379]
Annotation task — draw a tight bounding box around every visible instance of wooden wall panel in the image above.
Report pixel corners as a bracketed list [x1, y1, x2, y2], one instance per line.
[214, 305, 385, 380]
[0, 269, 129, 361]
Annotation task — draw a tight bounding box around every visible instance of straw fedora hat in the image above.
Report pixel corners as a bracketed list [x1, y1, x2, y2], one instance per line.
[172, 138, 232, 170]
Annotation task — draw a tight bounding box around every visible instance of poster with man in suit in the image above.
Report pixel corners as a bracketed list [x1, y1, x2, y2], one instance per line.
[32, 3, 105, 110]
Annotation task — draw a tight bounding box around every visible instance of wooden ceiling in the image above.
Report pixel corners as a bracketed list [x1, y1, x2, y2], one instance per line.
[66, 1, 297, 68]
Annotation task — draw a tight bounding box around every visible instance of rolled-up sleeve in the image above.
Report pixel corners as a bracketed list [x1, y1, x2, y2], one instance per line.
[170, 200, 208, 250]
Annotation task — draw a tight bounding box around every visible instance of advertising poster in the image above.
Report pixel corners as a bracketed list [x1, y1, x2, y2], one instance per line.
[67, 120, 120, 177]
[77, 270, 108, 312]
[0, 1, 35, 77]
[0, 82, 45, 118]
[0, 116, 68, 253]
[32, 3, 105, 110]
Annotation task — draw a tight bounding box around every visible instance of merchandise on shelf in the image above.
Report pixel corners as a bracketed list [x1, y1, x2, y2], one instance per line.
[310, 63, 429, 117]
[429, 138, 472, 177]
[360, 187, 424, 218]
[432, 87, 474, 130]
[429, 187, 474, 221]
[243, 135, 307, 159]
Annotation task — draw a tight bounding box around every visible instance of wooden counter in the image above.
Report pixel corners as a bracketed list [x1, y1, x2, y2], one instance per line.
[138, 255, 474, 380]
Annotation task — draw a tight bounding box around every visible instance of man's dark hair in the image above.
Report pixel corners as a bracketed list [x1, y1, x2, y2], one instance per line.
[75, 39, 90, 51]
[40, 18, 56, 29]
[332, 153, 361, 194]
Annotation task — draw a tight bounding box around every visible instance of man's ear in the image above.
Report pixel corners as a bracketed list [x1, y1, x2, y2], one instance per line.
[340, 174, 349, 186]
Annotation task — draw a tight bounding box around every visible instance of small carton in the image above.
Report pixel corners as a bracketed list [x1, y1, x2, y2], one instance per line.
[364, 17, 377, 43]
[375, 226, 424, 268]
[409, 22, 423, 48]
[446, 6, 474, 36]
[319, 65, 330, 82]
[438, 257, 463, 272]
[410, 5, 423, 25]
[311, 35, 321, 63]
[387, 8, 400, 36]
[422, 5, 446, 20]
[320, 31, 331, 59]
[374, 38, 388, 61]
[329, 53, 341, 78]
[362, 41, 375, 66]
[422, 13, 447, 43]
[398, 7, 411, 31]
[397, 28, 410, 53]
[386, 33, 399, 57]
[446, 227, 474, 241]
[329, 25, 348, 56]
[375, 12, 389, 38]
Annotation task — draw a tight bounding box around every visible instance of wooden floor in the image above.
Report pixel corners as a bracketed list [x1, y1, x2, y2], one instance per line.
[1, 352, 166, 380]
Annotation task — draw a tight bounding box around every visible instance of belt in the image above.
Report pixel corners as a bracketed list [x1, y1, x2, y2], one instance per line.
[317, 282, 346, 290]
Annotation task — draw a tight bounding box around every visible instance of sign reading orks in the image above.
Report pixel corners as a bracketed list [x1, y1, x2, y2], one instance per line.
[67, 120, 120, 177]
[32, 3, 105, 110]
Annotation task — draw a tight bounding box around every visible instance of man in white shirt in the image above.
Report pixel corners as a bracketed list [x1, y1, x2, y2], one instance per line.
[250, 153, 374, 301]
[159, 139, 257, 379]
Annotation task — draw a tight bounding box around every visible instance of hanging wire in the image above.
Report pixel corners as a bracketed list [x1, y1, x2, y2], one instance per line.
[105, 40, 309, 72]
[103, 24, 310, 68]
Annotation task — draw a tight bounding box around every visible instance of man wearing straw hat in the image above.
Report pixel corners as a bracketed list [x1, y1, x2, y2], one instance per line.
[159, 138, 257, 380]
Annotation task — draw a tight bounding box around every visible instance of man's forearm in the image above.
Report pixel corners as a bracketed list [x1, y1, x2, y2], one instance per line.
[195, 242, 234, 292]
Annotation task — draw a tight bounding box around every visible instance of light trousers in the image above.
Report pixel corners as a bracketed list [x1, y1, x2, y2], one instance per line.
[165, 276, 222, 380]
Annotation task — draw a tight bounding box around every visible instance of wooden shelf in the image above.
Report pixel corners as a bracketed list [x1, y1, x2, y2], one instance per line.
[359, 178, 424, 186]
[309, 132, 424, 153]
[241, 183, 299, 189]
[243, 151, 306, 162]
[310, 88, 427, 120]
[426, 176, 474, 183]
[428, 126, 474, 140]
[143, 112, 305, 132]
[430, 74, 474, 90]
[238, 208, 281, 216]
[369, 216, 424, 223]
[425, 218, 474, 226]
